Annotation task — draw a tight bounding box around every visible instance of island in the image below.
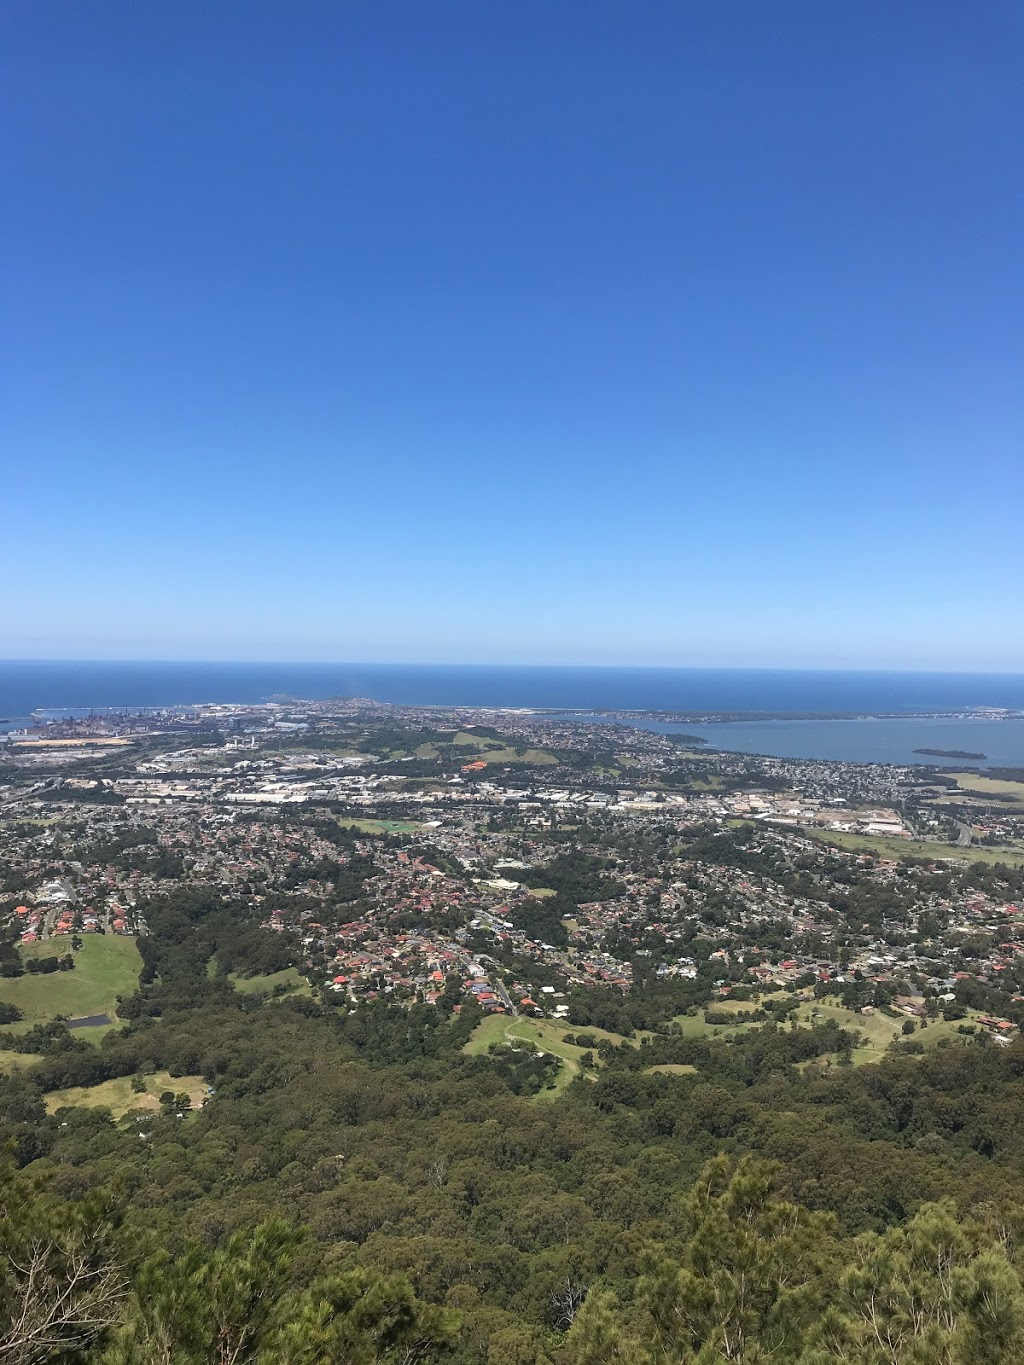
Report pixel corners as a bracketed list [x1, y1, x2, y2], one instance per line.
[914, 747, 987, 760]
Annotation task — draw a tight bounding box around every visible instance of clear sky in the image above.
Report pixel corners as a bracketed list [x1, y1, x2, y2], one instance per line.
[3, 1, 1022, 670]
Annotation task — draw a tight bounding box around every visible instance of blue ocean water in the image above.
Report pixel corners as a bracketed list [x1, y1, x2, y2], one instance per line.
[2, 661, 1024, 765]
[2, 660, 1024, 717]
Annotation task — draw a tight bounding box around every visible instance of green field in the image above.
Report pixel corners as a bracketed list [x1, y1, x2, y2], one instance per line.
[802, 827, 1024, 866]
[408, 730, 556, 763]
[339, 818, 425, 834]
[0, 936, 141, 1035]
[451, 732, 505, 748]
[671, 1012, 765, 1041]
[466, 1001, 950, 1088]
[671, 998, 773, 1040]
[645, 1063, 699, 1076]
[0, 1049, 41, 1076]
[672, 995, 988, 1065]
[942, 773, 1024, 803]
[464, 1015, 635, 1098]
[229, 966, 311, 998]
[790, 997, 985, 1065]
[451, 733, 558, 766]
[44, 1071, 209, 1119]
[461, 747, 557, 767]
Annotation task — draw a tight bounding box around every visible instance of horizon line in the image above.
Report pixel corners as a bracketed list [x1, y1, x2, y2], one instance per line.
[3, 658, 1024, 678]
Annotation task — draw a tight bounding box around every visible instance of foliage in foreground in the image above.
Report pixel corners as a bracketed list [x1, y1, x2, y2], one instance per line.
[8, 1154, 1024, 1364]
[566, 1156, 1024, 1364]
[0, 1163, 456, 1365]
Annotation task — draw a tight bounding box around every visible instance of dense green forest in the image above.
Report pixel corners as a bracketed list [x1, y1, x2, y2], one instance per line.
[7, 886, 1024, 1362]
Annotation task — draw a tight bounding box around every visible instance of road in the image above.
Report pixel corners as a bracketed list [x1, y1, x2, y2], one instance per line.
[493, 978, 516, 1014]
[952, 819, 974, 848]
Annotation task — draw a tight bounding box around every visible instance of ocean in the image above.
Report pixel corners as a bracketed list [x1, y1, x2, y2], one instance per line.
[2, 660, 1024, 766]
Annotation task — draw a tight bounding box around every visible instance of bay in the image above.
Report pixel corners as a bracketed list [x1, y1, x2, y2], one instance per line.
[593, 715, 1024, 769]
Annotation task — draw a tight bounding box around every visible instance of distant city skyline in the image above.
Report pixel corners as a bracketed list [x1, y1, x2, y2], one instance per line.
[3, 2, 1022, 669]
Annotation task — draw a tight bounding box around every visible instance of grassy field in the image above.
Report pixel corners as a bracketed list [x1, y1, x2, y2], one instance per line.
[451, 733, 558, 766]
[459, 747, 558, 767]
[0, 937, 141, 1034]
[12, 737, 133, 749]
[671, 1012, 765, 1041]
[0, 1049, 41, 1076]
[673, 995, 987, 1065]
[339, 817, 425, 834]
[229, 967, 311, 998]
[44, 1071, 209, 1119]
[464, 997, 989, 1091]
[464, 1015, 636, 1098]
[671, 997, 776, 1040]
[451, 732, 505, 748]
[942, 773, 1024, 803]
[480, 748, 558, 766]
[789, 997, 985, 1065]
[801, 827, 1024, 866]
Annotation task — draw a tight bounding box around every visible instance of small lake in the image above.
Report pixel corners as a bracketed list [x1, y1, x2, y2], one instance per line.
[584, 715, 1024, 768]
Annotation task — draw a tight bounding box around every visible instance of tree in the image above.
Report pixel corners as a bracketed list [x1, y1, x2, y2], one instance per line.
[104, 1219, 305, 1364]
[0, 1162, 126, 1364]
[102, 1220, 457, 1365]
[567, 1156, 837, 1364]
[804, 1202, 1024, 1364]
[564, 1292, 652, 1365]
[272, 1266, 458, 1365]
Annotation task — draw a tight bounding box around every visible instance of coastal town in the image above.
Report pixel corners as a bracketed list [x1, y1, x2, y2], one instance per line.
[3, 697, 1024, 1062]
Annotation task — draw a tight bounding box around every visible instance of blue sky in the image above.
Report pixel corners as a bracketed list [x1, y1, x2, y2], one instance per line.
[3, 1, 1022, 669]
